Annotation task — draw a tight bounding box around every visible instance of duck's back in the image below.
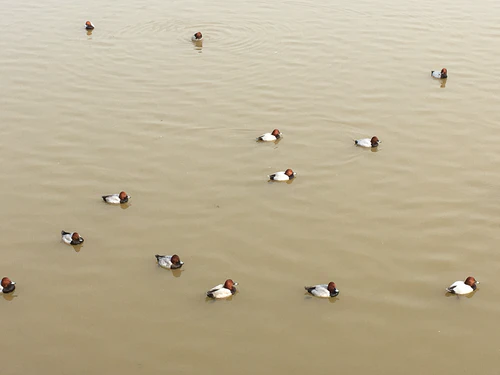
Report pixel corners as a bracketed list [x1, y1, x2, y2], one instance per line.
[355, 138, 371, 147]
[259, 133, 275, 141]
[447, 281, 471, 294]
[270, 172, 288, 181]
[103, 194, 120, 204]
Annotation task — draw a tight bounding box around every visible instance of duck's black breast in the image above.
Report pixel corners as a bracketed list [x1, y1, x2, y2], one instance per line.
[71, 238, 84, 245]
[2, 284, 15, 293]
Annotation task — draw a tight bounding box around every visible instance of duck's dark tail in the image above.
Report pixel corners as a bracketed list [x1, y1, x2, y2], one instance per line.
[102, 196, 108, 202]
[61, 230, 70, 235]
[155, 254, 164, 261]
[304, 286, 314, 294]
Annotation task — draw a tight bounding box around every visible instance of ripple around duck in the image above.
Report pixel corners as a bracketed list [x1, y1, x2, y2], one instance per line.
[115, 18, 294, 54]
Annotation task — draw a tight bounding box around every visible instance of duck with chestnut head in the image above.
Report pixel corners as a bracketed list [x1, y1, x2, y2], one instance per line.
[85, 21, 95, 30]
[305, 282, 339, 298]
[192, 32, 203, 41]
[257, 129, 282, 142]
[355, 136, 380, 148]
[269, 168, 296, 181]
[0, 277, 16, 294]
[206, 279, 238, 299]
[102, 191, 130, 204]
[431, 68, 447, 79]
[61, 230, 84, 245]
[155, 254, 184, 269]
[446, 276, 478, 295]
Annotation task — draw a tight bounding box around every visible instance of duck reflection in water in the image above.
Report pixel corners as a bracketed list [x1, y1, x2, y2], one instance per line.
[71, 243, 84, 253]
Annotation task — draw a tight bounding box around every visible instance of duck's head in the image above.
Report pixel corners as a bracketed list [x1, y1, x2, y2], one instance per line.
[1, 277, 16, 294]
[224, 279, 237, 289]
[284, 169, 295, 177]
[193, 32, 203, 40]
[327, 282, 338, 292]
[119, 191, 130, 202]
[440, 68, 447, 78]
[170, 254, 184, 268]
[85, 21, 94, 29]
[370, 136, 380, 147]
[72, 232, 83, 243]
[465, 276, 478, 290]
[271, 129, 281, 137]
[327, 281, 339, 297]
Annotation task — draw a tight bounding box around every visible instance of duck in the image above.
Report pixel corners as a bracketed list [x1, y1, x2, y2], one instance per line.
[446, 276, 478, 295]
[192, 32, 203, 41]
[257, 129, 282, 142]
[269, 169, 296, 181]
[355, 136, 380, 148]
[0, 277, 15, 294]
[85, 21, 95, 30]
[61, 230, 84, 245]
[305, 282, 339, 298]
[102, 191, 130, 204]
[155, 254, 184, 269]
[206, 279, 238, 299]
[431, 68, 447, 79]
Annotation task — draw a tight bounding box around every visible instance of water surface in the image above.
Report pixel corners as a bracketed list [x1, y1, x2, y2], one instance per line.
[2, 0, 500, 374]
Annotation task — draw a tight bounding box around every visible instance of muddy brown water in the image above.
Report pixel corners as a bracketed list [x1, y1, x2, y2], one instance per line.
[2, 0, 500, 374]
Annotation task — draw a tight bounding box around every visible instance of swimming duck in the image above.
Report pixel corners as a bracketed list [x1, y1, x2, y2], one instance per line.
[192, 32, 203, 41]
[269, 169, 296, 181]
[0, 277, 15, 294]
[61, 230, 84, 245]
[206, 279, 238, 299]
[155, 254, 184, 269]
[102, 191, 130, 204]
[257, 129, 282, 142]
[446, 276, 478, 295]
[355, 136, 380, 148]
[85, 21, 95, 30]
[431, 68, 447, 79]
[305, 282, 339, 298]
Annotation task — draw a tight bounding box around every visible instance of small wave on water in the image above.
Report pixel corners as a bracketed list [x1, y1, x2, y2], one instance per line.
[115, 17, 294, 55]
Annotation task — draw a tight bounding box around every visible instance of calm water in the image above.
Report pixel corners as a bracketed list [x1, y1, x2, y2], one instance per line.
[2, 0, 500, 373]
